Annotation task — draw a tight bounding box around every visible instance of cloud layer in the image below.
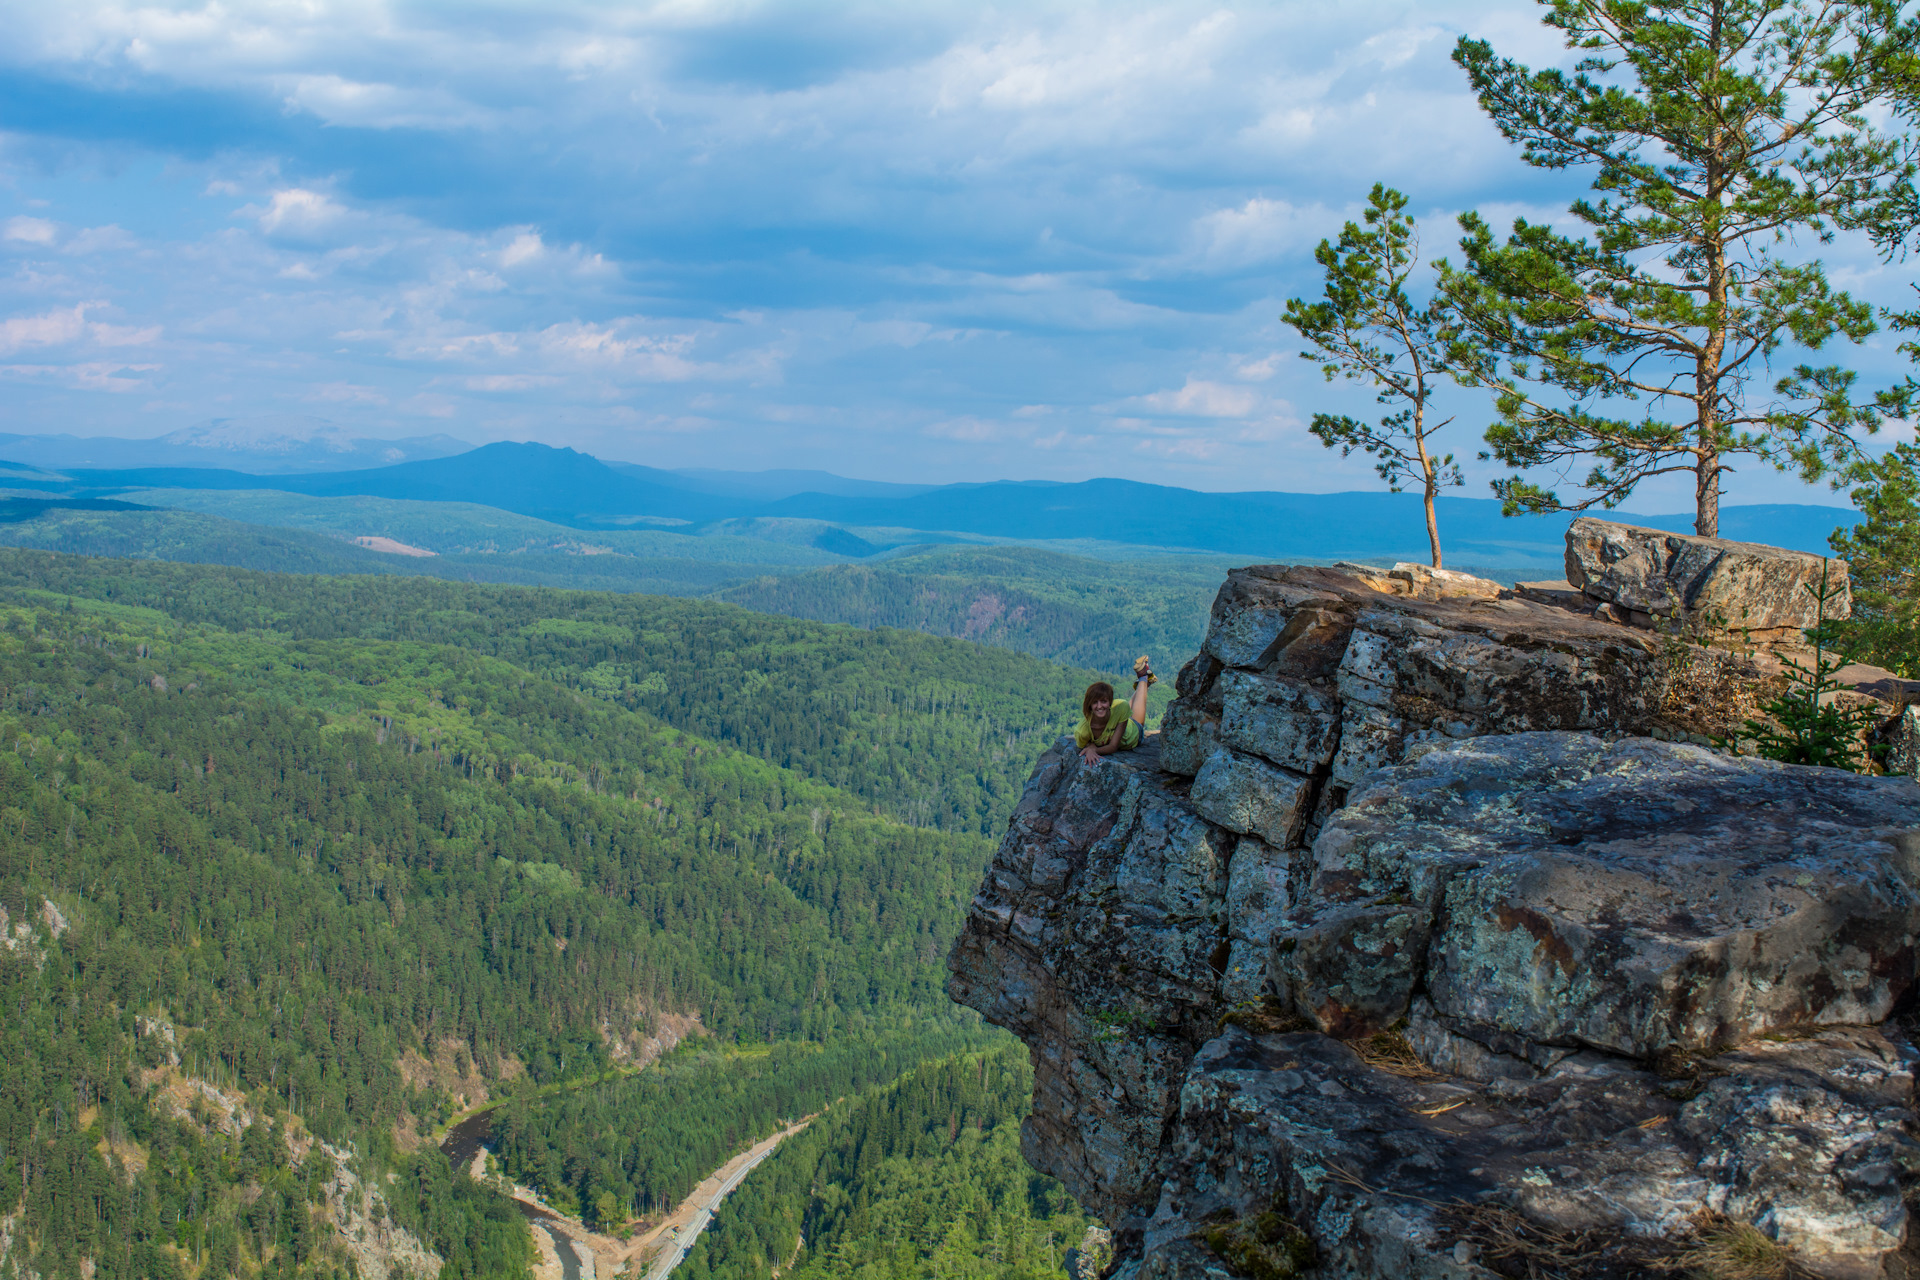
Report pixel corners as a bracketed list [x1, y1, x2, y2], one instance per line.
[0, 0, 1908, 505]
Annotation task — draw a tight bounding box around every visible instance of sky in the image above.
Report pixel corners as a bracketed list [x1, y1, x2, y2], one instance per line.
[0, 0, 1913, 507]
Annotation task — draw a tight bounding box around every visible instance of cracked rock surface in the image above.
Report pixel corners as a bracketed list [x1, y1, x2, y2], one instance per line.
[1565, 516, 1851, 632]
[1159, 564, 1696, 848]
[947, 563, 1920, 1279]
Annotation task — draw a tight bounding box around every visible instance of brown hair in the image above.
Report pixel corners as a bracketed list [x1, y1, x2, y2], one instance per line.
[1082, 681, 1116, 721]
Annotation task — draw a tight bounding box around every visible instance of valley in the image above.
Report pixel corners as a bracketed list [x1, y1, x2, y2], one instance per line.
[0, 548, 1087, 1280]
[0, 435, 1883, 1280]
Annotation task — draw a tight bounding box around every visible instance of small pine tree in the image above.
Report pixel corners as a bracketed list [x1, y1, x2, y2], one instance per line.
[1736, 562, 1877, 770]
[1830, 442, 1920, 677]
[1283, 185, 1465, 569]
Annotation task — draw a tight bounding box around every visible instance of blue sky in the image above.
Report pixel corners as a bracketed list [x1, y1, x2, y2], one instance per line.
[0, 1, 1911, 506]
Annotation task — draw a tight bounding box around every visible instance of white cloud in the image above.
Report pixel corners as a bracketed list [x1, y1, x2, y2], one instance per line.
[1235, 354, 1284, 381]
[924, 417, 1019, 442]
[405, 393, 458, 418]
[1134, 379, 1262, 418]
[1190, 198, 1322, 269]
[65, 225, 138, 254]
[276, 74, 489, 129]
[0, 304, 159, 354]
[306, 382, 388, 404]
[254, 188, 352, 238]
[4, 217, 58, 245]
[501, 232, 545, 268]
[0, 304, 90, 350]
[464, 374, 560, 391]
[0, 361, 161, 392]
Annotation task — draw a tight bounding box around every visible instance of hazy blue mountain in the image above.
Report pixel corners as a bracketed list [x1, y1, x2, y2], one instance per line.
[119, 488, 850, 565]
[6, 438, 1859, 565]
[654, 466, 940, 501]
[0, 415, 469, 473]
[46, 442, 731, 525]
[762, 480, 1858, 563]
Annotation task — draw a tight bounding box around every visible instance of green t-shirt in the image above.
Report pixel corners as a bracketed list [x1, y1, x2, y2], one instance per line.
[1075, 711, 1141, 751]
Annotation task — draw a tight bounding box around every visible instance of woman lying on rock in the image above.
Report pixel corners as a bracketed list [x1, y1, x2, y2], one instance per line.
[1078, 656, 1155, 766]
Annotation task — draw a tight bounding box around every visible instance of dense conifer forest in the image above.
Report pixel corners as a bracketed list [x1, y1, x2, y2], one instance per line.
[679, 1047, 1091, 1280]
[0, 549, 1104, 1280]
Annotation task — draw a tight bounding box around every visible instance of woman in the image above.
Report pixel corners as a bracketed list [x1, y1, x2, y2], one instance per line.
[1078, 656, 1154, 766]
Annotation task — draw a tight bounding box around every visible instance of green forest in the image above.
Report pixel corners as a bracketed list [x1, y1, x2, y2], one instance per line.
[0, 551, 1120, 833]
[714, 546, 1229, 669]
[0, 547, 1122, 1280]
[677, 1046, 1093, 1280]
[0, 501, 1223, 675]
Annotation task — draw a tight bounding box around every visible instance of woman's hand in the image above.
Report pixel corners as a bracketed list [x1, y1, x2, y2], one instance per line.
[1081, 745, 1102, 766]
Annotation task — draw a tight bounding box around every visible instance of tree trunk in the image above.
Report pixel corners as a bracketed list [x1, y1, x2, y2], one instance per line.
[1424, 481, 1443, 569]
[1695, 446, 1721, 539]
[1697, 161, 1727, 540]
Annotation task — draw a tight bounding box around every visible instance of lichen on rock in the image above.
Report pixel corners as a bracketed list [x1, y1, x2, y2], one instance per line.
[948, 552, 1920, 1280]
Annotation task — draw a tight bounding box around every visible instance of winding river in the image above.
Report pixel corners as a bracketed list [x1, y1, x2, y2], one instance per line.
[440, 1109, 591, 1280]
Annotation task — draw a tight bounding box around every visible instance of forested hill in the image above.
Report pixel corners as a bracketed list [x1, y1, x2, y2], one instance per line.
[713, 546, 1226, 671]
[0, 551, 1112, 834]
[680, 1045, 1093, 1280]
[0, 548, 1095, 1280]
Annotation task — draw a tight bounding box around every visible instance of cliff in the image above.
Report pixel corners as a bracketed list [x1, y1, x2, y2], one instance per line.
[948, 525, 1920, 1279]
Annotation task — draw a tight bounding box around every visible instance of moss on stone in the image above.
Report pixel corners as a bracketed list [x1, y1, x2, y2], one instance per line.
[1201, 1209, 1315, 1280]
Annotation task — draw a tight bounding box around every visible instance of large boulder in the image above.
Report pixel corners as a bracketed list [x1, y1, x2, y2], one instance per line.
[1565, 516, 1850, 633]
[1167, 564, 1695, 844]
[949, 724, 1920, 1278]
[1289, 734, 1920, 1054]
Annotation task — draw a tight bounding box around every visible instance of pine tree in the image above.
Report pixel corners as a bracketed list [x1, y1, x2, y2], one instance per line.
[1443, 0, 1920, 536]
[1285, 185, 1466, 568]
[1831, 442, 1920, 675]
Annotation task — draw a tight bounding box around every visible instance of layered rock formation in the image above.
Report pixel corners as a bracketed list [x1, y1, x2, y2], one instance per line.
[1158, 554, 1751, 854]
[949, 541, 1920, 1279]
[1564, 516, 1850, 638]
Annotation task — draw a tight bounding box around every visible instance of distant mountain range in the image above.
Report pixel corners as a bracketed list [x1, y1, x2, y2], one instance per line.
[0, 415, 471, 473]
[0, 438, 1861, 566]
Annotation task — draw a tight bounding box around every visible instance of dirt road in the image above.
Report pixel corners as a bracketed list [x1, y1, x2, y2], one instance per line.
[509, 1118, 812, 1280]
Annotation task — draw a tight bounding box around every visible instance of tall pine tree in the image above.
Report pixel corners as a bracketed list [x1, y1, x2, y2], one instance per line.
[1444, 0, 1920, 535]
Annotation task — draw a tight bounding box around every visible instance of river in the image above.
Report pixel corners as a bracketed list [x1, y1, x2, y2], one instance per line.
[439, 1094, 806, 1280]
[440, 1108, 591, 1280]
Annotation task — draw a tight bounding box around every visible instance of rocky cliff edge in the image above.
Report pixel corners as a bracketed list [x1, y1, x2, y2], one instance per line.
[948, 541, 1920, 1280]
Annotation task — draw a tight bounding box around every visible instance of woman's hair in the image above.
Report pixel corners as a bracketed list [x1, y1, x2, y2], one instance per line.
[1082, 681, 1116, 720]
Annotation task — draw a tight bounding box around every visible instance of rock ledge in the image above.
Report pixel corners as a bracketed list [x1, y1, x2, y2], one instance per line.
[949, 555, 1920, 1279]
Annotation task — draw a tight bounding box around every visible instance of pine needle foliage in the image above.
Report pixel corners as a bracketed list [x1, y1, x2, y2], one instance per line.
[1736, 562, 1876, 769]
[1285, 185, 1467, 568]
[1830, 442, 1920, 676]
[1443, 0, 1920, 536]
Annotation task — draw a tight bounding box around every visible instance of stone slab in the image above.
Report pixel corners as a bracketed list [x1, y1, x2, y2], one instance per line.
[1565, 516, 1851, 629]
[1189, 748, 1314, 848]
[1126, 1023, 1918, 1280]
[1214, 670, 1342, 774]
[1309, 733, 1920, 1056]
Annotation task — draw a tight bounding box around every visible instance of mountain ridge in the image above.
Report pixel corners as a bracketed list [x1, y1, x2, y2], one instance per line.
[3, 438, 1859, 562]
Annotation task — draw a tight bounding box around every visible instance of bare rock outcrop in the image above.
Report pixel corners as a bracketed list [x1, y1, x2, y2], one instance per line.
[1159, 560, 1716, 842]
[1565, 516, 1850, 637]
[948, 552, 1920, 1280]
[1296, 734, 1920, 1052]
